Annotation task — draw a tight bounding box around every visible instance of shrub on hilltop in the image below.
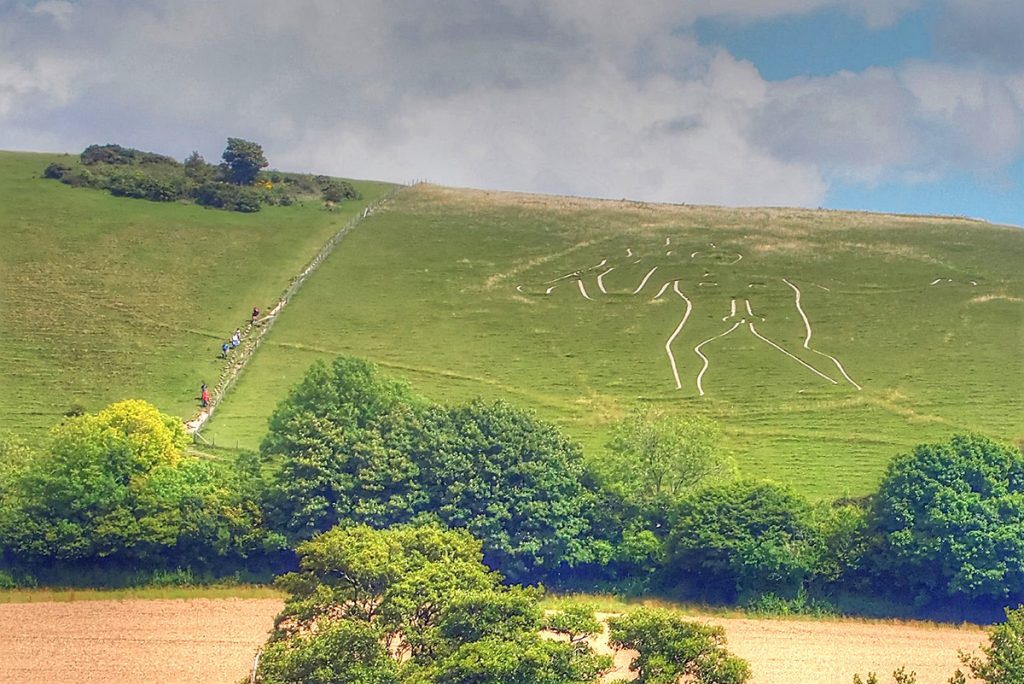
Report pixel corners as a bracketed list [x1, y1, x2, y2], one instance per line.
[42, 138, 359, 212]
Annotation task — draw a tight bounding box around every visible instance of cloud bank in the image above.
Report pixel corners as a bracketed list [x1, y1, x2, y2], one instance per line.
[1, 0, 1021, 211]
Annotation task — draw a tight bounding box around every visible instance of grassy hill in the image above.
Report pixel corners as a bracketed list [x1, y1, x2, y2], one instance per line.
[204, 185, 1023, 498]
[3, 149, 1020, 499]
[0, 150, 396, 437]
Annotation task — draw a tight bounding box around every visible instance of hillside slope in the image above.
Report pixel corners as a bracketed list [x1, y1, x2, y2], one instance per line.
[207, 184, 1023, 497]
[0, 151, 395, 437]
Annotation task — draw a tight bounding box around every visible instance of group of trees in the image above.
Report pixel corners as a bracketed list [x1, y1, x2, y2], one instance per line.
[43, 139, 358, 212]
[257, 523, 750, 684]
[3, 356, 1021, 622]
[1, 356, 1021, 679]
[0, 400, 280, 583]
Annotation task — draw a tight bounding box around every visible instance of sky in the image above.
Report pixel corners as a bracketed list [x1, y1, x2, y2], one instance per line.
[2, 0, 1023, 226]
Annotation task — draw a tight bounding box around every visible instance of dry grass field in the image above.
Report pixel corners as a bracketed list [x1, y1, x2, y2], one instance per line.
[0, 598, 989, 683]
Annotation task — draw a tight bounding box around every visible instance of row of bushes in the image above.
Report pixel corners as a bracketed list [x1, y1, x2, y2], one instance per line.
[1, 358, 1022, 622]
[42, 142, 358, 212]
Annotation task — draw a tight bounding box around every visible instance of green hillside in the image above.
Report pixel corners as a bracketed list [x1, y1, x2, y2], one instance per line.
[0, 151, 395, 436]
[3, 149, 1021, 500]
[205, 185, 1023, 498]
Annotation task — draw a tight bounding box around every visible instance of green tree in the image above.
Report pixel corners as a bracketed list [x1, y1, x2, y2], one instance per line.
[665, 480, 818, 601]
[607, 608, 750, 684]
[258, 618, 399, 684]
[221, 137, 268, 185]
[262, 357, 607, 582]
[602, 409, 733, 506]
[956, 604, 1024, 684]
[260, 524, 609, 684]
[867, 434, 1024, 604]
[0, 400, 271, 568]
[544, 602, 602, 647]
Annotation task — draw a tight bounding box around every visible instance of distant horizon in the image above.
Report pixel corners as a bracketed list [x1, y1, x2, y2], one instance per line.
[9, 145, 1021, 231]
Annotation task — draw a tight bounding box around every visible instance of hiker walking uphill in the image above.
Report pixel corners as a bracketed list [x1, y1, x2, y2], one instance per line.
[251, 306, 260, 325]
[200, 382, 209, 408]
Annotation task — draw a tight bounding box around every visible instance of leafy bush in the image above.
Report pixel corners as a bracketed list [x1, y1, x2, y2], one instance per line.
[866, 434, 1024, 605]
[106, 170, 178, 201]
[956, 604, 1024, 684]
[665, 480, 819, 602]
[607, 608, 750, 683]
[193, 181, 262, 212]
[0, 400, 279, 571]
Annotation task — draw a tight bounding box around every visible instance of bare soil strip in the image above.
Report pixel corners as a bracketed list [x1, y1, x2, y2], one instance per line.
[0, 598, 282, 684]
[579, 613, 985, 684]
[0, 599, 986, 684]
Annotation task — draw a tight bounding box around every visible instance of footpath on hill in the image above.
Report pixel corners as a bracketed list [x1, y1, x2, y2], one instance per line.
[185, 187, 407, 437]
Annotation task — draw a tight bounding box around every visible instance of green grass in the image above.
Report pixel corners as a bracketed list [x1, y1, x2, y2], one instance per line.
[206, 186, 1023, 498]
[0, 585, 286, 603]
[0, 150, 396, 438]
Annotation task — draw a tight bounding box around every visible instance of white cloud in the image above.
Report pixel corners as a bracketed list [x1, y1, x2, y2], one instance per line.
[0, 0, 1018, 211]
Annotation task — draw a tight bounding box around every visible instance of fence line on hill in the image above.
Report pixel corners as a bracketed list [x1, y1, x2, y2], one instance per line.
[186, 185, 411, 439]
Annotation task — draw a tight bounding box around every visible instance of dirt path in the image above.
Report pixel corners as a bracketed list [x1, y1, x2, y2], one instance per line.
[0, 598, 282, 684]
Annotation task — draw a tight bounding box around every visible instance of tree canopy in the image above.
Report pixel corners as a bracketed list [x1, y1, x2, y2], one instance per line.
[0, 400, 273, 570]
[262, 357, 607, 581]
[221, 137, 268, 185]
[607, 608, 750, 684]
[260, 524, 611, 684]
[867, 434, 1024, 604]
[601, 409, 733, 506]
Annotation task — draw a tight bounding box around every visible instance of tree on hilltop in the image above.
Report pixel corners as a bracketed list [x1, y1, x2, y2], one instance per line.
[221, 137, 268, 185]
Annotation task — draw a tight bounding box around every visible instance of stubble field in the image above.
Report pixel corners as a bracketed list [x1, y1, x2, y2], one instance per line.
[0, 598, 986, 683]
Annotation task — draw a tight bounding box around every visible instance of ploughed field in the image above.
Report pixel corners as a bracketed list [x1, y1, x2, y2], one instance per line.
[0, 598, 986, 683]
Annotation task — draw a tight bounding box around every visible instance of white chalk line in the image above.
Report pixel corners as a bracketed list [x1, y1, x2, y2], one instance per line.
[665, 282, 693, 390]
[577, 279, 594, 300]
[721, 299, 737, 321]
[690, 251, 699, 258]
[814, 284, 831, 292]
[783, 278, 861, 390]
[597, 267, 614, 294]
[694, 321, 743, 396]
[698, 282, 718, 287]
[666, 250, 674, 256]
[545, 285, 557, 295]
[632, 266, 659, 294]
[515, 285, 524, 293]
[744, 299, 764, 321]
[626, 248, 634, 257]
[594, 258, 608, 268]
[728, 253, 743, 264]
[547, 271, 582, 284]
[633, 259, 642, 264]
[653, 281, 672, 299]
[930, 278, 942, 286]
[665, 237, 671, 246]
[748, 322, 838, 385]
